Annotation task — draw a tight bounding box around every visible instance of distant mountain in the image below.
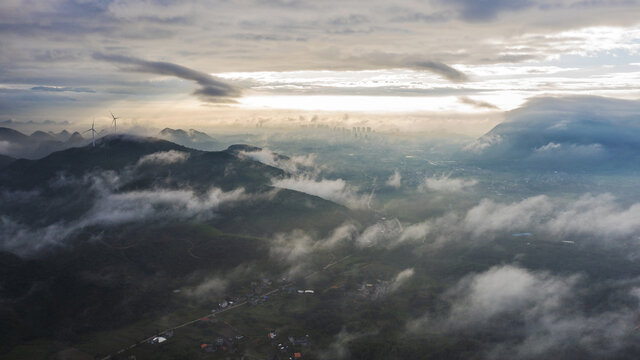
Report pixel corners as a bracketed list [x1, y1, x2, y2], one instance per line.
[0, 127, 87, 159]
[29, 130, 56, 142]
[0, 127, 28, 143]
[48, 129, 71, 142]
[66, 131, 84, 144]
[464, 96, 640, 171]
[2, 135, 195, 189]
[157, 127, 219, 150]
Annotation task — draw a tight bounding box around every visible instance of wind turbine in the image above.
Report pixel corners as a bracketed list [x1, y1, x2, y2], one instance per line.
[84, 119, 98, 147]
[110, 111, 120, 133]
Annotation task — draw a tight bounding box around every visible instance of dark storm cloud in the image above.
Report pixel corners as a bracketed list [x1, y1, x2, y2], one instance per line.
[92, 53, 242, 103]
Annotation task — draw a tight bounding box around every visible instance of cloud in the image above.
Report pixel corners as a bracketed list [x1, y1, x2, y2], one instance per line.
[532, 142, 605, 159]
[458, 96, 499, 110]
[81, 186, 248, 225]
[6, 0, 640, 123]
[385, 170, 402, 188]
[463, 195, 553, 238]
[239, 148, 318, 175]
[271, 176, 367, 208]
[389, 268, 414, 292]
[0, 188, 40, 204]
[397, 221, 430, 244]
[137, 150, 190, 166]
[418, 174, 478, 192]
[355, 218, 437, 249]
[359, 52, 470, 82]
[258, 190, 640, 253]
[383, 192, 640, 250]
[186, 276, 228, 298]
[31, 86, 96, 93]
[0, 170, 251, 255]
[107, 0, 195, 22]
[269, 229, 315, 277]
[443, 0, 533, 21]
[0, 215, 77, 256]
[0, 140, 12, 154]
[409, 60, 469, 82]
[351, 192, 640, 251]
[319, 328, 377, 360]
[269, 223, 357, 277]
[389, 10, 452, 23]
[355, 219, 402, 247]
[463, 133, 502, 154]
[462, 193, 640, 241]
[443, 265, 578, 327]
[92, 53, 241, 103]
[409, 264, 639, 359]
[319, 223, 358, 249]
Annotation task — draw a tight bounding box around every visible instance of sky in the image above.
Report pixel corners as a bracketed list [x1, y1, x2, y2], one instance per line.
[1, 0, 640, 135]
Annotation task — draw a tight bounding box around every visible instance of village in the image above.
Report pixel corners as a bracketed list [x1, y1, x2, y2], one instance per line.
[99, 275, 320, 360]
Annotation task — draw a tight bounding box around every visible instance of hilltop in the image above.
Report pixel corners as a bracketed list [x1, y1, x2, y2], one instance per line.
[464, 96, 640, 172]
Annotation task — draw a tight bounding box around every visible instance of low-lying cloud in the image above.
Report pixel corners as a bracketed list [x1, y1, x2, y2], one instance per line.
[239, 148, 318, 175]
[272, 176, 368, 209]
[82, 187, 247, 226]
[318, 328, 377, 360]
[137, 150, 190, 166]
[385, 170, 402, 188]
[186, 276, 228, 298]
[418, 174, 478, 192]
[0, 140, 12, 154]
[347, 192, 640, 250]
[463, 193, 640, 241]
[0, 170, 251, 256]
[408, 264, 639, 359]
[269, 223, 357, 277]
[389, 268, 415, 292]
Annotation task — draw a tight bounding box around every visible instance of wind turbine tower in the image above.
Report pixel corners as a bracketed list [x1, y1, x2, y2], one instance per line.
[110, 111, 120, 133]
[84, 119, 98, 147]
